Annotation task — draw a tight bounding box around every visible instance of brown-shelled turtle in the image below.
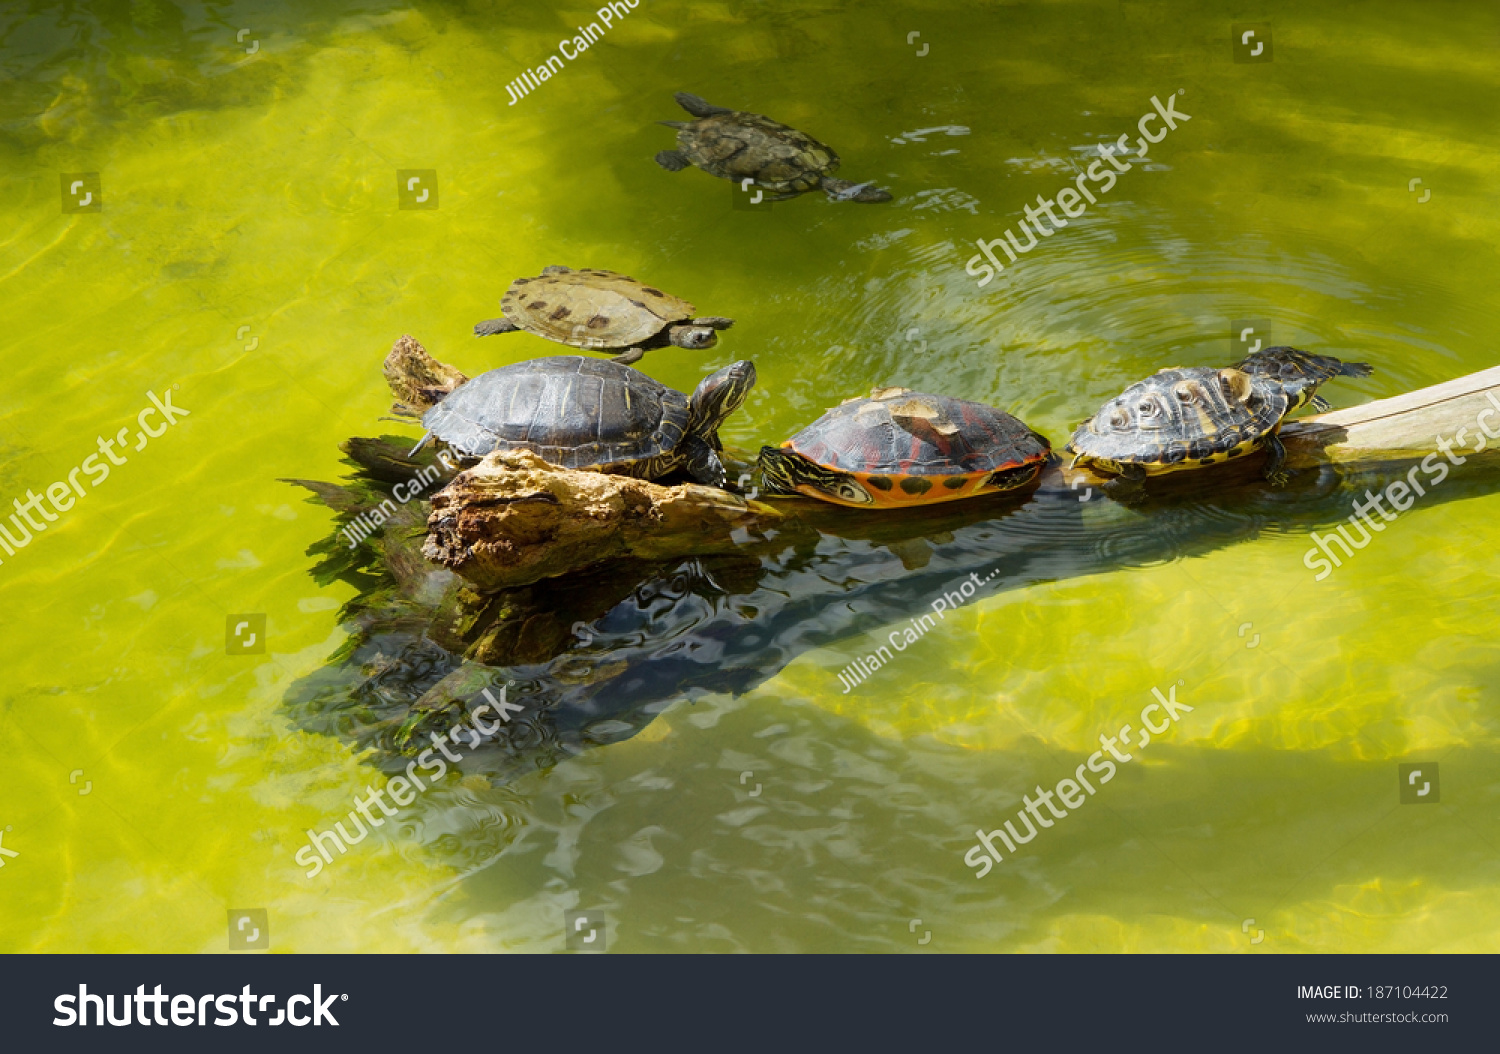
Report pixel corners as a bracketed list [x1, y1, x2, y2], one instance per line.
[1067, 345, 1372, 495]
[758, 388, 1051, 509]
[473, 266, 734, 366]
[416, 355, 756, 489]
[655, 92, 892, 203]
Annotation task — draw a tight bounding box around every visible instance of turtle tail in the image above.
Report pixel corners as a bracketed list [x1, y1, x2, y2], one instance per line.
[674, 92, 733, 117]
[657, 120, 691, 129]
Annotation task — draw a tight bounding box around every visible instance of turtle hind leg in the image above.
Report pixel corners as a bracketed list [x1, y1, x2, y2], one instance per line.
[609, 346, 646, 366]
[681, 436, 727, 489]
[674, 92, 733, 117]
[655, 150, 692, 172]
[1261, 433, 1289, 487]
[474, 317, 519, 337]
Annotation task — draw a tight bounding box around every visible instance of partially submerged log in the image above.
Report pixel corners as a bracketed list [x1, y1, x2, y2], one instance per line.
[283, 338, 1500, 771]
[413, 348, 1500, 592]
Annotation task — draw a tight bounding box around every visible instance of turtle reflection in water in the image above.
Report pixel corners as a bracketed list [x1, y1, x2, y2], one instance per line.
[473, 266, 733, 366]
[1067, 345, 1373, 496]
[655, 92, 892, 203]
[415, 355, 756, 490]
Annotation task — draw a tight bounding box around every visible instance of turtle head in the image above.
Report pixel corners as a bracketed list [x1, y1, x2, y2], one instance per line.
[688, 360, 756, 437]
[757, 446, 874, 505]
[668, 324, 720, 350]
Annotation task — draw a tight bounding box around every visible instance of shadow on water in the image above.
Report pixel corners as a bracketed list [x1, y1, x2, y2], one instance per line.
[282, 435, 1500, 795]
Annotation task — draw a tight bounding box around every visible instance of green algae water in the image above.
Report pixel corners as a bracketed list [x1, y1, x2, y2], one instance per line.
[3, 0, 1499, 955]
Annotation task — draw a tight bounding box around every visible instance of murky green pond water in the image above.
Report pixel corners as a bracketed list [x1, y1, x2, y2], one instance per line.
[3, 0, 1499, 953]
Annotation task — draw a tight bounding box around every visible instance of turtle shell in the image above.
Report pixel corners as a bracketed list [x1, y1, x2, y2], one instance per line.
[501, 268, 696, 350]
[1067, 367, 1289, 474]
[676, 112, 838, 195]
[782, 388, 1051, 508]
[1233, 345, 1373, 411]
[421, 355, 688, 470]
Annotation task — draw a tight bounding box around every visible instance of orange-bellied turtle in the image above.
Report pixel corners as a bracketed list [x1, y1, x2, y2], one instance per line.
[417, 355, 756, 489]
[655, 92, 892, 203]
[757, 388, 1051, 508]
[1066, 346, 1372, 493]
[473, 266, 734, 366]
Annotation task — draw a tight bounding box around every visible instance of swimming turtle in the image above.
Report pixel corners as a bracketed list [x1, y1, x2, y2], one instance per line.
[417, 355, 756, 489]
[758, 388, 1051, 508]
[1066, 346, 1372, 493]
[655, 92, 892, 203]
[473, 266, 734, 366]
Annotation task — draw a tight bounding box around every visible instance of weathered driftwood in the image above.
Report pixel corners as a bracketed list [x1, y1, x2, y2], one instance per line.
[409, 342, 1500, 591]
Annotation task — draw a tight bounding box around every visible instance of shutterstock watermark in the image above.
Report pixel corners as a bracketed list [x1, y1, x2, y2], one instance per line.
[1303, 392, 1500, 580]
[965, 91, 1193, 287]
[294, 685, 522, 877]
[54, 984, 342, 1027]
[963, 684, 1192, 877]
[0, 389, 189, 571]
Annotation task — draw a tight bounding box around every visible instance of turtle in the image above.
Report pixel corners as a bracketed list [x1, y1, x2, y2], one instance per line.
[473, 266, 734, 366]
[1066, 346, 1373, 494]
[1233, 344, 1373, 412]
[416, 355, 757, 489]
[757, 387, 1052, 509]
[654, 92, 893, 203]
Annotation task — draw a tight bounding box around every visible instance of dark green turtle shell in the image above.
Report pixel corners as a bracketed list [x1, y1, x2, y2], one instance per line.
[674, 111, 838, 195]
[1067, 367, 1289, 471]
[789, 389, 1051, 477]
[421, 355, 688, 468]
[1233, 345, 1373, 411]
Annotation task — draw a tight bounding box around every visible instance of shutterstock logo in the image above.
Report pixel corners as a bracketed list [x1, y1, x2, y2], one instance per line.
[54, 984, 344, 1027]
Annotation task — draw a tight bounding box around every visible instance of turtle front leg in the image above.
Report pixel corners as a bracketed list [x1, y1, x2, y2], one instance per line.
[474, 317, 519, 337]
[1261, 433, 1289, 487]
[610, 346, 646, 366]
[1102, 463, 1149, 504]
[681, 436, 728, 490]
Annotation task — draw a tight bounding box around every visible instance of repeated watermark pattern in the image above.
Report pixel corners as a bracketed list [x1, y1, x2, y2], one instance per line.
[342, 450, 459, 549]
[294, 685, 523, 877]
[964, 684, 1193, 878]
[0, 390, 189, 571]
[506, 0, 641, 106]
[838, 569, 997, 692]
[1303, 392, 1500, 580]
[965, 92, 1193, 287]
